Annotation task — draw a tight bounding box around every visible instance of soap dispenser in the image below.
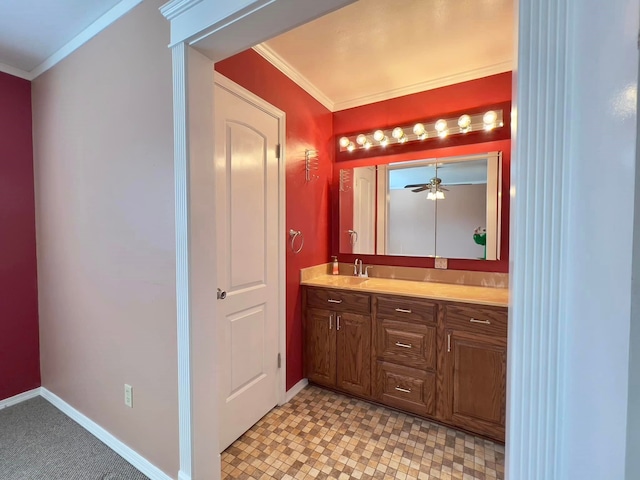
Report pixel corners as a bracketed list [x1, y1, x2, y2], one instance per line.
[332, 256, 339, 275]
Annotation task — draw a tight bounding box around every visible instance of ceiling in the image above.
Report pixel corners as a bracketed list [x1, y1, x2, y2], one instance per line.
[259, 0, 514, 111]
[0, 0, 513, 106]
[0, 0, 131, 79]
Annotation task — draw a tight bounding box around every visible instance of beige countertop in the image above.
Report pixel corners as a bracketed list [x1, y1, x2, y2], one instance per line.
[301, 274, 509, 308]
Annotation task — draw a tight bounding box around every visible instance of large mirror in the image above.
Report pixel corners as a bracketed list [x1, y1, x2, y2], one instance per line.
[339, 152, 502, 260]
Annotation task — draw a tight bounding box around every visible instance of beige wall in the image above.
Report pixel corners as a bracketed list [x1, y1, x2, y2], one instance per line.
[32, 1, 178, 476]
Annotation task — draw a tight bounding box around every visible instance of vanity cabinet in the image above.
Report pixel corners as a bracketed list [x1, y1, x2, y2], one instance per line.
[303, 287, 372, 397]
[441, 303, 508, 441]
[302, 283, 507, 442]
[373, 295, 438, 417]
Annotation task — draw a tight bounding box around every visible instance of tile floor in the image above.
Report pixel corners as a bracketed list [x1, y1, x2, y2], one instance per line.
[221, 386, 504, 479]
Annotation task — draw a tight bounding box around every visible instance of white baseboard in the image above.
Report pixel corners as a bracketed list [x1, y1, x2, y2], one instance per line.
[285, 379, 308, 403]
[178, 471, 191, 480]
[40, 388, 173, 480]
[0, 387, 41, 410]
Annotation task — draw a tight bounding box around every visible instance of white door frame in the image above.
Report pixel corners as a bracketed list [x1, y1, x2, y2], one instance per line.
[161, 1, 639, 479]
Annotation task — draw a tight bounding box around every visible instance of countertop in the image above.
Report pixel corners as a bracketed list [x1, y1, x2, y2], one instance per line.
[301, 274, 509, 308]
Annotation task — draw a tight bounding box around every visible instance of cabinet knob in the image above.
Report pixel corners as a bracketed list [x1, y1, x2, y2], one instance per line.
[217, 288, 227, 300]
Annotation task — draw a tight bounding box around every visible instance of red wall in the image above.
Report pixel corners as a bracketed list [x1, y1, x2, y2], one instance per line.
[0, 72, 40, 400]
[333, 73, 512, 273]
[215, 50, 334, 390]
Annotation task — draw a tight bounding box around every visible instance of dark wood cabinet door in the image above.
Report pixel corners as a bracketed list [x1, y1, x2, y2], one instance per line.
[336, 312, 371, 397]
[305, 308, 336, 387]
[444, 329, 506, 441]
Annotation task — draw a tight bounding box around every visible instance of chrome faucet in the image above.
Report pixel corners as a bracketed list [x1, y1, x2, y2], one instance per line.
[354, 258, 363, 277]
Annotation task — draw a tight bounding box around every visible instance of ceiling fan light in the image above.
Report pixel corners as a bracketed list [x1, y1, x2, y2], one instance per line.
[427, 191, 437, 201]
[436, 190, 445, 200]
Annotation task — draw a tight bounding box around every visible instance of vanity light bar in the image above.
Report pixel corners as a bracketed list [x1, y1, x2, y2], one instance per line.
[338, 109, 504, 153]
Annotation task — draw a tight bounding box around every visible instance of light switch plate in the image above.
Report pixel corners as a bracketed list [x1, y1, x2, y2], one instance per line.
[435, 258, 448, 269]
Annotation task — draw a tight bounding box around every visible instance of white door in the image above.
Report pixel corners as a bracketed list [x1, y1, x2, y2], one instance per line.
[353, 166, 376, 254]
[214, 82, 281, 452]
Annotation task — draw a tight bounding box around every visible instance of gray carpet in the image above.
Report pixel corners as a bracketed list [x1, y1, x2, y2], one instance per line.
[0, 397, 149, 480]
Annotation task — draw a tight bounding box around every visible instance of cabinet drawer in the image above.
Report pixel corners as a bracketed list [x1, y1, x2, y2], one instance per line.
[375, 361, 435, 417]
[376, 295, 436, 324]
[306, 287, 371, 314]
[376, 319, 436, 370]
[444, 303, 508, 337]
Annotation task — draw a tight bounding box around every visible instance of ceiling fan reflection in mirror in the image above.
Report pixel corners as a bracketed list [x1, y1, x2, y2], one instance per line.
[405, 177, 448, 200]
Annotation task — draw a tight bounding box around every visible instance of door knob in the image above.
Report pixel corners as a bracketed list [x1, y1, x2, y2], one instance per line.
[217, 288, 227, 300]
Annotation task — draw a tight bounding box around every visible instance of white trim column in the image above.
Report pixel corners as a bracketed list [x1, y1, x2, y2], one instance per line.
[170, 41, 194, 480]
[507, 0, 572, 478]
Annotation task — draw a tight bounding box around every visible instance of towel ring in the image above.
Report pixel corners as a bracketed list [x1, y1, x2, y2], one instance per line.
[348, 229, 358, 246]
[289, 229, 304, 254]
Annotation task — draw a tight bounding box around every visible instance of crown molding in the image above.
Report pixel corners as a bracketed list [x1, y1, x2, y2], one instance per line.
[160, 0, 205, 20]
[252, 44, 512, 113]
[0, 62, 32, 80]
[334, 61, 513, 112]
[28, 0, 143, 80]
[252, 43, 335, 112]
[332, 61, 513, 112]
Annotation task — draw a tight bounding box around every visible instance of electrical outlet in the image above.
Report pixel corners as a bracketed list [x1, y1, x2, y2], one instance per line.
[435, 258, 448, 269]
[124, 384, 133, 408]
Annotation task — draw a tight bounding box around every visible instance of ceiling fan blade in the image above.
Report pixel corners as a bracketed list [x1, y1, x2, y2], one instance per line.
[411, 186, 429, 193]
[441, 187, 449, 191]
[405, 183, 428, 188]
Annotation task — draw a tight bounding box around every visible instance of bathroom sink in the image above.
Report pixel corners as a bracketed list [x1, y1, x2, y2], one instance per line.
[327, 276, 370, 287]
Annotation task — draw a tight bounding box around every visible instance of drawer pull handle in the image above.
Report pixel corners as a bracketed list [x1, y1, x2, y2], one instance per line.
[395, 342, 412, 349]
[395, 308, 412, 314]
[329, 314, 333, 330]
[337, 315, 341, 331]
[470, 318, 491, 325]
[327, 299, 343, 304]
[395, 387, 411, 394]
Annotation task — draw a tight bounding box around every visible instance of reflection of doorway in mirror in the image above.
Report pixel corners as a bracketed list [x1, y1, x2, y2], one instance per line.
[353, 166, 376, 254]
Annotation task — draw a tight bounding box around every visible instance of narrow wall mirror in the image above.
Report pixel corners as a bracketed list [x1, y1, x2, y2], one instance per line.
[339, 152, 502, 260]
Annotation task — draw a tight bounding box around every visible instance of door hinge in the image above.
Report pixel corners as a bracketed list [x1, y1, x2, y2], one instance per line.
[276, 144, 281, 159]
[277, 353, 282, 368]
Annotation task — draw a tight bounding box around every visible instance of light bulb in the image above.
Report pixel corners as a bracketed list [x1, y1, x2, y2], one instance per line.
[356, 134, 368, 145]
[373, 130, 385, 142]
[436, 190, 445, 200]
[458, 114, 472, 133]
[413, 123, 428, 140]
[380, 136, 389, 147]
[427, 191, 437, 201]
[483, 110, 498, 130]
[435, 119, 448, 133]
[392, 127, 405, 139]
[347, 142, 355, 152]
[339, 136, 350, 148]
[364, 140, 372, 149]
